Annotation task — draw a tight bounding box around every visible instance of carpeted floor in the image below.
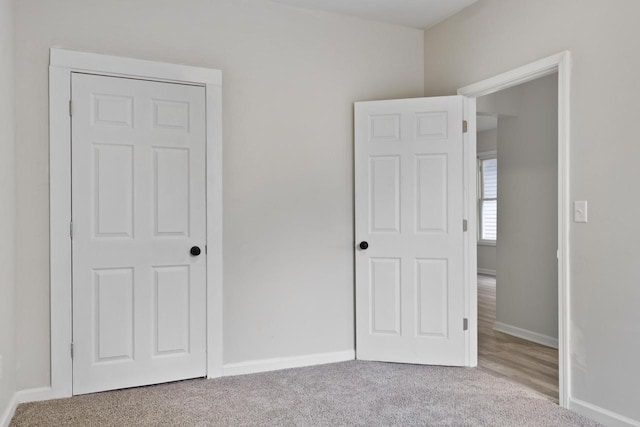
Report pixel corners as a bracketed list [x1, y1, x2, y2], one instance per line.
[11, 361, 599, 426]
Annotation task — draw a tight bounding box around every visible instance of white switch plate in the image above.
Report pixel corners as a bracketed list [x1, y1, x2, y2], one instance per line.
[574, 201, 588, 223]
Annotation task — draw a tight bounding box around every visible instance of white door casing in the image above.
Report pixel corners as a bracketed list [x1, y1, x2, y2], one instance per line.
[355, 96, 467, 366]
[71, 73, 207, 394]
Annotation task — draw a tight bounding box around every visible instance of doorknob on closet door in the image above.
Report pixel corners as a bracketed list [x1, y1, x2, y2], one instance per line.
[359, 241, 369, 250]
[190, 246, 201, 256]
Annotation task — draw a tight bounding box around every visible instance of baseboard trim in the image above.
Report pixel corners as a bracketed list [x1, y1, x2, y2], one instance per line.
[477, 268, 496, 276]
[493, 321, 558, 349]
[16, 387, 53, 404]
[0, 393, 17, 427]
[569, 397, 640, 427]
[222, 350, 355, 377]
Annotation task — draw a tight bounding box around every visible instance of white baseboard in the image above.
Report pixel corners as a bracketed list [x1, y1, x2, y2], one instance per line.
[493, 321, 558, 349]
[0, 393, 17, 427]
[16, 387, 53, 404]
[1, 386, 56, 426]
[569, 397, 640, 427]
[477, 268, 496, 276]
[222, 350, 355, 377]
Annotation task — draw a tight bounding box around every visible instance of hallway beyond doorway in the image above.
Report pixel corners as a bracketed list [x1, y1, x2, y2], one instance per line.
[477, 275, 559, 403]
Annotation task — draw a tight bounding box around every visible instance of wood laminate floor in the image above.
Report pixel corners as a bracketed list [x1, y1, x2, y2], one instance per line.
[477, 274, 559, 403]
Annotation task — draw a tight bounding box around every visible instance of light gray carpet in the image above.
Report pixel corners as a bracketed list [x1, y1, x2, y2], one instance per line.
[11, 361, 599, 426]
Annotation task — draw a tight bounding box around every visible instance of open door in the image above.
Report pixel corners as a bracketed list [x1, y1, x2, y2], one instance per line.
[355, 96, 471, 366]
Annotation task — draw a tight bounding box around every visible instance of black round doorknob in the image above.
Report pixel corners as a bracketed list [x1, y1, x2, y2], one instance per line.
[190, 246, 201, 256]
[359, 241, 369, 250]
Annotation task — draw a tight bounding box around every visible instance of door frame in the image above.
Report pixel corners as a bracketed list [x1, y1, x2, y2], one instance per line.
[49, 48, 223, 398]
[457, 51, 572, 408]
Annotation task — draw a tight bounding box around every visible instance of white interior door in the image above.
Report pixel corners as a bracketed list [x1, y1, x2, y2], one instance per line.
[355, 96, 468, 366]
[71, 73, 207, 394]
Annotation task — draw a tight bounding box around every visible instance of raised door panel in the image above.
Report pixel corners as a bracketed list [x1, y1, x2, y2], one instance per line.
[154, 148, 190, 237]
[415, 155, 448, 233]
[415, 112, 448, 140]
[93, 144, 134, 238]
[92, 94, 133, 127]
[153, 266, 190, 355]
[370, 156, 400, 233]
[94, 268, 134, 362]
[370, 258, 401, 335]
[369, 114, 400, 143]
[153, 99, 190, 131]
[415, 259, 448, 338]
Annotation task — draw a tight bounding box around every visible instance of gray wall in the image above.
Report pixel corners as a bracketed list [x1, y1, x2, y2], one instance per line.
[0, 0, 16, 417]
[477, 128, 497, 154]
[495, 74, 558, 341]
[13, 0, 424, 390]
[478, 91, 521, 118]
[476, 129, 497, 274]
[424, 0, 640, 420]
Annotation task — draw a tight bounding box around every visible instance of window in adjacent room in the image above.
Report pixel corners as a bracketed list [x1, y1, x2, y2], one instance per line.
[478, 152, 497, 245]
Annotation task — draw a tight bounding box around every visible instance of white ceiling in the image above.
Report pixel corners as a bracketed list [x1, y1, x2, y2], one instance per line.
[272, 0, 478, 29]
[477, 115, 498, 132]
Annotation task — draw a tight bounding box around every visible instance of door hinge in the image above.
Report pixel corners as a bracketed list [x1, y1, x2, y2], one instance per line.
[70, 343, 74, 359]
[463, 219, 468, 232]
[462, 120, 468, 133]
[70, 221, 73, 239]
[69, 100, 73, 117]
[463, 318, 469, 331]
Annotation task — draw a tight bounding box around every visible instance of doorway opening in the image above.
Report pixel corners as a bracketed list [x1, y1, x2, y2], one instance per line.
[458, 52, 571, 407]
[475, 74, 559, 402]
